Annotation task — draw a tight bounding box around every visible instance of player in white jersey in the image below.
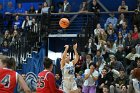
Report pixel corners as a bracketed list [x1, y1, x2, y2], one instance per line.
[129, 68, 140, 93]
[61, 43, 80, 93]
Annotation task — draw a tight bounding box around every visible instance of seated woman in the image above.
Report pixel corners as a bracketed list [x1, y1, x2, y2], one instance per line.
[117, 13, 127, 28]
[116, 32, 125, 47]
[118, 0, 128, 13]
[132, 26, 139, 40]
[41, 2, 50, 14]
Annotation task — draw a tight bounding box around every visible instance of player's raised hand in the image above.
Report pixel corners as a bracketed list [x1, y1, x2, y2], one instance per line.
[73, 43, 77, 50]
[64, 45, 69, 50]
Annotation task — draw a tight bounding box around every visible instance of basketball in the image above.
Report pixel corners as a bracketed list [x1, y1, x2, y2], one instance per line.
[59, 18, 70, 28]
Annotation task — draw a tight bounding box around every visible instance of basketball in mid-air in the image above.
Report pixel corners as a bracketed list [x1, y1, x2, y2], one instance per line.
[59, 18, 70, 28]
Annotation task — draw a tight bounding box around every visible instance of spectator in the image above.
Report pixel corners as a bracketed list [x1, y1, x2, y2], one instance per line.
[97, 68, 114, 93]
[109, 55, 124, 72]
[41, 2, 50, 14]
[125, 48, 140, 66]
[116, 32, 125, 47]
[137, 1, 140, 11]
[132, 26, 139, 40]
[115, 45, 126, 66]
[106, 23, 114, 32]
[118, 0, 128, 13]
[124, 33, 134, 54]
[98, 42, 107, 58]
[81, 54, 93, 70]
[50, 2, 55, 13]
[127, 57, 140, 75]
[31, 18, 38, 33]
[57, 2, 63, 13]
[10, 30, 20, 46]
[104, 41, 117, 56]
[75, 71, 84, 89]
[88, 0, 100, 29]
[75, 55, 84, 73]
[55, 73, 62, 87]
[120, 85, 128, 93]
[41, 2, 51, 35]
[5, 1, 14, 13]
[17, 74, 27, 93]
[93, 50, 105, 73]
[22, 16, 32, 30]
[112, 69, 129, 93]
[93, 50, 105, 64]
[135, 42, 140, 54]
[102, 85, 110, 93]
[133, 9, 140, 31]
[134, 57, 140, 69]
[94, 23, 105, 44]
[37, 4, 42, 13]
[0, 40, 10, 56]
[79, 0, 88, 12]
[15, 3, 25, 13]
[28, 4, 35, 14]
[61, 0, 71, 12]
[106, 23, 117, 42]
[98, 30, 107, 45]
[104, 12, 118, 29]
[117, 13, 127, 29]
[3, 30, 11, 42]
[84, 37, 97, 55]
[12, 15, 22, 29]
[119, 22, 129, 38]
[88, 0, 100, 13]
[100, 41, 113, 63]
[82, 62, 99, 93]
[94, 23, 103, 37]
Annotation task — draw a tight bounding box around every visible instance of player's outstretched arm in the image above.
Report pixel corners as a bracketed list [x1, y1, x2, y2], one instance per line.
[61, 45, 69, 69]
[18, 74, 31, 93]
[72, 43, 79, 65]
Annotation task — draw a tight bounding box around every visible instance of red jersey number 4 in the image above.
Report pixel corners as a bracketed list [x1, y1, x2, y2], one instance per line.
[1, 75, 10, 88]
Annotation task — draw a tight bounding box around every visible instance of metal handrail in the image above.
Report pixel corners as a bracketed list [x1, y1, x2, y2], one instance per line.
[4, 11, 136, 16]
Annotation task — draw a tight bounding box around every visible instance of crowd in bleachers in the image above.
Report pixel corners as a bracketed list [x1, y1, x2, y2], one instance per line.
[52, 0, 140, 93]
[0, 2, 41, 58]
[68, 0, 140, 93]
[0, 0, 140, 93]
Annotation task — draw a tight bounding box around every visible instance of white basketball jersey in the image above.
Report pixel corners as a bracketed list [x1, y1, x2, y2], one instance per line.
[62, 62, 75, 78]
[132, 78, 140, 93]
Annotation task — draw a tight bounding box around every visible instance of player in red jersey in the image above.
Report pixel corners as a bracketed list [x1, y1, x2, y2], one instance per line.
[0, 55, 31, 93]
[36, 57, 63, 93]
